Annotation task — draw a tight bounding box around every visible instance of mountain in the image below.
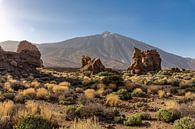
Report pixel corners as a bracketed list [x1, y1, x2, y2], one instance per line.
[0, 32, 194, 70]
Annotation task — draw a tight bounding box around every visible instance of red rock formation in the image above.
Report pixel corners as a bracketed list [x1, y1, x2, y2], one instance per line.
[80, 56, 105, 74]
[128, 48, 161, 74]
[0, 40, 43, 76]
[81, 55, 91, 67]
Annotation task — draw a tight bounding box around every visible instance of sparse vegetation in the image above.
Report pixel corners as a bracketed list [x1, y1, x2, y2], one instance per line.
[0, 68, 194, 128]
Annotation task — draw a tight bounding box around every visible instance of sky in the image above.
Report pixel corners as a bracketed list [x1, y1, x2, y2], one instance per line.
[0, 0, 195, 58]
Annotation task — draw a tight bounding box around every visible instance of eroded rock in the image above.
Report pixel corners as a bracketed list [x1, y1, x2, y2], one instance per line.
[80, 55, 105, 74]
[128, 48, 161, 74]
[0, 40, 43, 76]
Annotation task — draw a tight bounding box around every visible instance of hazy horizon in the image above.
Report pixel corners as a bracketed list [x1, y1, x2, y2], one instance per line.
[0, 0, 195, 58]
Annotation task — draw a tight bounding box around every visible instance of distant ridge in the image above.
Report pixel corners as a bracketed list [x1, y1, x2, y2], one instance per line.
[0, 32, 194, 70]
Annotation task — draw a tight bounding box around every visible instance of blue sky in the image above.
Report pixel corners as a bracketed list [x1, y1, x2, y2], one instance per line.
[0, 0, 195, 58]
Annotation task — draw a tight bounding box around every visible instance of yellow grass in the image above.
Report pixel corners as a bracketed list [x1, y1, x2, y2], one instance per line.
[22, 88, 36, 97]
[44, 83, 56, 90]
[165, 100, 178, 109]
[84, 89, 96, 99]
[158, 90, 166, 98]
[59, 81, 71, 87]
[0, 100, 15, 117]
[106, 93, 120, 106]
[37, 88, 48, 99]
[31, 80, 41, 88]
[52, 85, 69, 93]
[69, 119, 104, 129]
[3, 82, 13, 92]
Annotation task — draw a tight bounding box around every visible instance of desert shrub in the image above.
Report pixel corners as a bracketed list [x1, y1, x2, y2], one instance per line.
[66, 104, 117, 122]
[124, 81, 142, 91]
[3, 82, 14, 92]
[22, 88, 36, 99]
[135, 102, 145, 108]
[14, 94, 25, 103]
[158, 90, 166, 98]
[52, 85, 69, 94]
[84, 89, 96, 99]
[124, 114, 142, 126]
[157, 109, 180, 122]
[75, 87, 83, 93]
[153, 79, 168, 85]
[59, 81, 71, 87]
[16, 115, 54, 129]
[131, 88, 145, 97]
[173, 117, 195, 129]
[114, 115, 125, 124]
[96, 71, 114, 77]
[10, 82, 26, 91]
[157, 70, 172, 76]
[83, 70, 92, 77]
[139, 112, 152, 120]
[36, 88, 48, 100]
[106, 93, 120, 106]
[96, 87, 105, 95]
[165, 100, 178, 109]
[117, 89, 131, 100]
[101, 75, 123, 86]
[48, 93, 58, 101]
[147, 85, 161, 95]
[180, 80, 195, 88]
[44, 83, 56, 90]
[170, 87, 180, 95]
[30, 81, 41, 88]
[3, 93, 15, 100]
[58, 94, 75, 105]
[69, 119, 104, 129]
[169, 79, 180, 86]
[0, 100, 15, 117]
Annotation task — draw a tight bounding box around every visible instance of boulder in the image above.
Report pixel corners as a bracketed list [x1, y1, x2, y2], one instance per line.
[128, 48, 161, 74]
[17, 40, 42, 67]
[0, 40, 43, 76]
[80, 56, 105, 74]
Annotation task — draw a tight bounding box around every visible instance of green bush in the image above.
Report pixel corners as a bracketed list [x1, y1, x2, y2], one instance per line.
[173, 117, 195, 129]
[117, 89, 132, 100]
[157, 109, 180, 122]
[101, 75, 124, 86]
[96, 71, 114, 77]
[16, 115, 54, 129]
[123, 114, 142, 126]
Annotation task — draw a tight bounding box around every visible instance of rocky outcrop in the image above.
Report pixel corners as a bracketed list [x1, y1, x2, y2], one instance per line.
[128, 48, 161, 74]
[80, 55, 105, 74]
[0, 40, 42, 76]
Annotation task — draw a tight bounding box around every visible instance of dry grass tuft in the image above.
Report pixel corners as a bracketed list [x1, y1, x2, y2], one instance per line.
[165, 100, 178, 109]
[158, 90, 166, 98]
[52, 86, 69, 93]
[84, 89, 96, 99]
[0, 100, 15, 117]
[22, 88, 36, 98]
[37, 88, 49, 99]
[68, 119, 104, 129]
[31, 80, 41, 88]
[59, 81, 71, 87]
[106, 93, 120, 106]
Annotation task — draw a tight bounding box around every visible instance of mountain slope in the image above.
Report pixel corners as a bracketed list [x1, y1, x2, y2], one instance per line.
[0, 32, 194, 69]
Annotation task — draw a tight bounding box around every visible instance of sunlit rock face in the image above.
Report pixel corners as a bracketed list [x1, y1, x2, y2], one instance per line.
[80, 55, 105, 74]
[128, 48, 161, 74]
[0, 40, 43, 76]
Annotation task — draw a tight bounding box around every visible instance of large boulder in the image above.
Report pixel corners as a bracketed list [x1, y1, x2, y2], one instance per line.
[80, 55, 105, 74]
[128, 48, 161, 74]
[0, 40, 43, 76]
[17, 40, 43, 67]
